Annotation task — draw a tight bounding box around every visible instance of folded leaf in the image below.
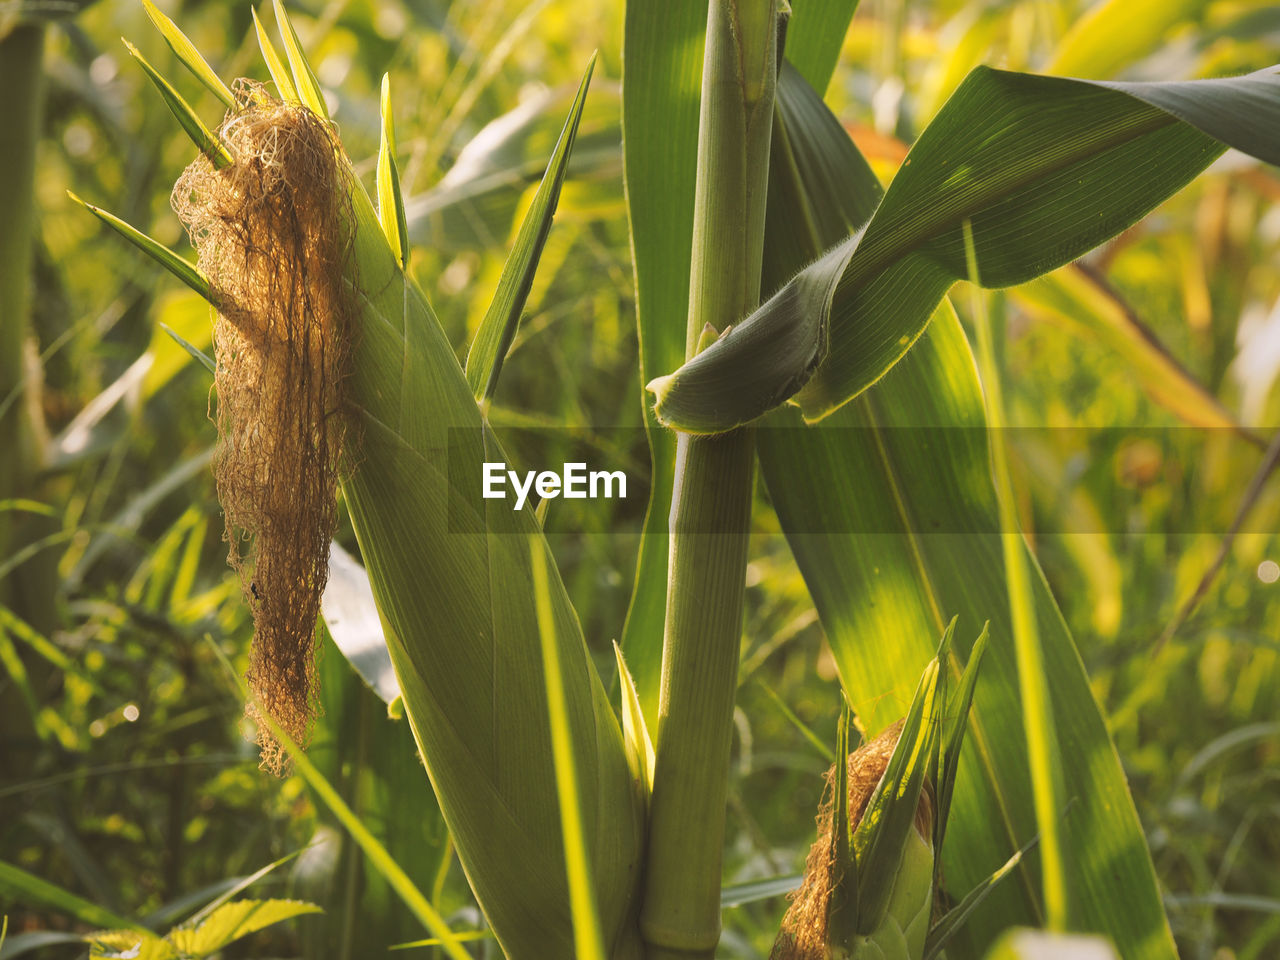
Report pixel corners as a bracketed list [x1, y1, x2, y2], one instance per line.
[652, 63, 1280, 431]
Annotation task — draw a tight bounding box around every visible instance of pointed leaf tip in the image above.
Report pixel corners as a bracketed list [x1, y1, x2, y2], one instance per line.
[140, 0, 236, 108]
[252, 5, 299, 102]
[123, 37, 233, 169]
[463, 55, 597, 403]
[377, 71, 409, 266]
[72, 193, 213, 303]
[271, 0, 330, 119]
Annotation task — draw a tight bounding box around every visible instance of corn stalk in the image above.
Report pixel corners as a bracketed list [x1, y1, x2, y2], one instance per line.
[639, 2, 776, 957]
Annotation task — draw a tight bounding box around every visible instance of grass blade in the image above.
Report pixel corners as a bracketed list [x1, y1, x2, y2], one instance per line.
[826, 696, 859, 944]
[618, 0, 707, 729]
[529, 537, 606, 960]
[963, 220, 1068, 931]
[68, 192, 211, 302]
[122, 40, 232, 169]
[464, 54, 596, 404]
[0, 860, 143, 933]
[202, 638, 471, 960]
[140, 0, 235, 109]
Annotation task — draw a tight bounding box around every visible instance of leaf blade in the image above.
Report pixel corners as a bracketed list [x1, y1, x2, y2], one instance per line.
[139, 0, 236, 109]
[464, 54, 596, 403]
[651, 64, 1280, 431]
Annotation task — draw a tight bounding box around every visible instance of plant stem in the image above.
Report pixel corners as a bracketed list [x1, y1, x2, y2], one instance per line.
[0, 23, 49, 572]
[0, 24, 56, 766]
[640, 2, 777, 957]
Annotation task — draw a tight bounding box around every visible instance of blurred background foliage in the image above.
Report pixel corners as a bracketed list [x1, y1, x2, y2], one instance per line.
[1, 0, 1278, 957]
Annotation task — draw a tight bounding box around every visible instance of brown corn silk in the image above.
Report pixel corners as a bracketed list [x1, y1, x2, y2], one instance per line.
[172, 86, 354, 772]
[771, 720, 934, 960]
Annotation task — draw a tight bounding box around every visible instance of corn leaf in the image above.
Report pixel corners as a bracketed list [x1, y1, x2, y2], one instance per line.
[159, 322, 216, 376]
[109, 16, 645, 958]
[252, 6, 298, 102]
[649, 64, 1280, 431]
[965, 224, 1069, 929]
[752, 64, 1179, 959]
[613, 641, 654, 798]
[333, 97, 644, 960]
[68, 193, 212, 302]
[271, 0, 328, 119]
[781, 0, 860, 96]
[826, 696, 859, 945]
[139, 0, 236, 108]
[617, 0, 706, 729]
[464, 55, 596, 404]
[852, 660, 939, 934]
[123, 40, 232, 169]
[405, 82, 621, 253]
[935, 623, 989, 870]
[530, 536, 606, 960]
[376, 74, 409, 268]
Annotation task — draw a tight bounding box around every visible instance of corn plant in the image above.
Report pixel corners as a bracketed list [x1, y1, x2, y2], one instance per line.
[74, 1, 1280, 958]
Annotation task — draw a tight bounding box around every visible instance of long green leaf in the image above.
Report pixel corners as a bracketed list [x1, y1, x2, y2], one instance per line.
[753, 65, 1179, 959]
[781, 0, 860, 96]
[650, 64, 1280, 431]
[115, 14, 645, 957]
[0, 860, 142, 933]
[464, 55, 596, 404]
[69, 192, 212, 301]
[139, 0, 236, 109]
[964, 223, 1067, 930]
[251, 6, 298, 102]
[529, 536, 606, 960]
[618, 0, 706, 728]
[271, 0, 328, 119]
[123, 40, 232, 169]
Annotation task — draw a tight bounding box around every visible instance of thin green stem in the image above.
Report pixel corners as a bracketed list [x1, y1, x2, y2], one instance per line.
[639, 2, 777, 957]
[962, 220, 1069, 931]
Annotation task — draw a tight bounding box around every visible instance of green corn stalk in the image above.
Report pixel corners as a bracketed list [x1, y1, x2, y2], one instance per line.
[82, 7, 642, 958]
[639, 2, 777, 958]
